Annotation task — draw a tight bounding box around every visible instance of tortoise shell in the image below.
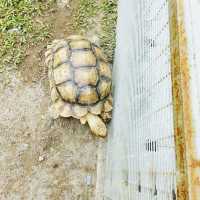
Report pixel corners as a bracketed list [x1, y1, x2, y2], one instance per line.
[45, 35, 112, 119]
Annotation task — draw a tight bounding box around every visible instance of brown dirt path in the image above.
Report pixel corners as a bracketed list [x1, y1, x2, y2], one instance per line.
[0, 1, 100, 199]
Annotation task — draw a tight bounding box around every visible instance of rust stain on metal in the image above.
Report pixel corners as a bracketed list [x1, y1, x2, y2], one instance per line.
[169, 0, 200, 199]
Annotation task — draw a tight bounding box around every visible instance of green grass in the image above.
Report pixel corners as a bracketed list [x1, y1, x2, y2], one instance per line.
[100, 0, 117, 62]
[73, 0, 117, 62]
[73, 0, 99, 32]
[0, 0, 54, 71]
[0, 0, 117, 71]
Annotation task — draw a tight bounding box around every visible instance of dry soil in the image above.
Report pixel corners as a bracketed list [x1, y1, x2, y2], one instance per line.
[0, 1, 103, 199]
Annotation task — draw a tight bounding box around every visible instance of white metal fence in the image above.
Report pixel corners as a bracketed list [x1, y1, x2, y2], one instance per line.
[104, 0, 200, 200]
[104, 0, 200, 199]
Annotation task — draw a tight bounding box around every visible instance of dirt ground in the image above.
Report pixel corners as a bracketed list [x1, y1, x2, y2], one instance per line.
[0, 1, 105, 199]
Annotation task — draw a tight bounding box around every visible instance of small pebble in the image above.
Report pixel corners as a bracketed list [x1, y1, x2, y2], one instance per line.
[38, 155, 45, 162]
[19, 143, 29, 152]
[53, 163, 59, 168]
[8, 28, 20, 33]
[85, 175, 92, 186]
[57, 0, 70, 8]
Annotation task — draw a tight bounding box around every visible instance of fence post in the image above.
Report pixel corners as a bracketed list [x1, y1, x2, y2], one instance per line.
[169, 0, 200, 199]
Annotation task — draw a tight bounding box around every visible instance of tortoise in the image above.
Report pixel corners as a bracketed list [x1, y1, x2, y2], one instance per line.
[45, 35, 113, 137]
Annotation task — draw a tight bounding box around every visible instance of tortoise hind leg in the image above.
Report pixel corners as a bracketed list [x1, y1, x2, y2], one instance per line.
[100, 95, 113, 122]
[85, 113, 107, 137]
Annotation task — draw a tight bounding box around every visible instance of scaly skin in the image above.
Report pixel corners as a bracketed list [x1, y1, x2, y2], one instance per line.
[86, 113, 107, 137]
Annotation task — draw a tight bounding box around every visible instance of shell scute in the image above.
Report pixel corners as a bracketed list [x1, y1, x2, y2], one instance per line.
[72, 104, 88, 118]
[53, 47, 69, 68]
[67, 35, 85, 40]
[53, 63, 72, 84]
[89, 101, 103, 115]
[57, 81, 78, 103]
[74, 67, 98, 87]
[51, 88, 59, 102]
[97, 79, 112, 99]
[70, 40, 91, 50]
[99, 61, 112, 79]
[92, 45, 107, 61]
[78, 86, 99, 105]
[71, 51, 96, 67]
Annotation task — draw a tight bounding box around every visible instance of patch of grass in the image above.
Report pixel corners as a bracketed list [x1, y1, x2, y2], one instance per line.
[0, 0, 54, 70]
[73, 0, 117, 62]
[100, 0, 117, 62]
[73, 0, 99, 33]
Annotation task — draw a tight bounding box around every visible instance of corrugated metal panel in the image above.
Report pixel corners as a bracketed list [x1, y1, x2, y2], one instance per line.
[103, 0, 200, 199]
[104, 0, 177, 199]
